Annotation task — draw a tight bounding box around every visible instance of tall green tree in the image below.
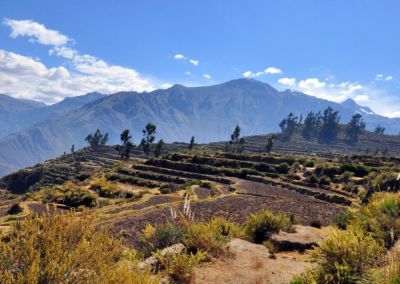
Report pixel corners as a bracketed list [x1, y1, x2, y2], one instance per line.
[345, 113, 366, 143]
[279, 113, 298, 140]
[374, 125, 385, 135]
[85, 129, 109, 148]
[228, 125, 245, 153]
[117, 129, 134, 160]
[154, 139, 165, 157]
[319, 107, 340, 143]
[188, 136, 195, 151]
[140, 123, 156, 158]
[265, 135, 275, 153]
[302, 111, 318, 139]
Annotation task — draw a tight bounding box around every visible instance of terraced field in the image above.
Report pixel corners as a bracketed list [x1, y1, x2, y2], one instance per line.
[1, 141, 399, 251]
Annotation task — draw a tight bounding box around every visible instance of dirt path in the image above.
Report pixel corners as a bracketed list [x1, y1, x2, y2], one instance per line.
[192, 238, 312, 284]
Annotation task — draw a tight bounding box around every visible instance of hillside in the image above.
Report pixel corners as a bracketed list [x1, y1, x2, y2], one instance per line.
[1, 142, 399, 283]
[0, 78, 399, 176]
[0, 92, 104, 139]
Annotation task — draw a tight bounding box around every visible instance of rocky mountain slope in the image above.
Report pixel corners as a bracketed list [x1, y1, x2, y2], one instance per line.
[0, 79, 399, 176]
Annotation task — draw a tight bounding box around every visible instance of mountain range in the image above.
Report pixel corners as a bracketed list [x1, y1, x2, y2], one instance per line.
[0, 78, 399, 176]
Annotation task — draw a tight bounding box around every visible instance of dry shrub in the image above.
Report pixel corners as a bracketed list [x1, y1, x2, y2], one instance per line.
[244, 210, 293, 244]
[293, 227, 384, 284]
[154, 249, 206, 283]
[182, 218, 238, 257]
[0, 210, 158, 284]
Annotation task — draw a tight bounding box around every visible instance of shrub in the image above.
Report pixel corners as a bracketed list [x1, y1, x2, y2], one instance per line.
[310, 219, 322, 228]
[7, 203, 23, 215]
[0, 211, 157, 283]
[182, 221, 229, 257]
[40, 183, 97, 208]
[333, 211, 355, 230]
[244, 210, 293, 243]
[154, 250, 206, 283]
[339, 171, 354, 183]
[304, 160, 315, 167]
[140, 223, 184, 257]
[340, 163, 372, 177]
[307, 227, 384, 284]
[307, 173, 319, 185]
[319, 175, 331, 186]
[353, 193, 400, 247]
[276, 163, 290, 174]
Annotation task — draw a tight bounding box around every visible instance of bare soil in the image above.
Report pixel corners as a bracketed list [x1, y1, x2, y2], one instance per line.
[192, 238, 312, 284]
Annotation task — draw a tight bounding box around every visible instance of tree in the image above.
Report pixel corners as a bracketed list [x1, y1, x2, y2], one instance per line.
[302, 111, 318, 140]
[319, 107, 340, 143]
[154, 139, 165, 157]
[70, 144, 75, 153]
[120, 129, 132, 144]
[140, 123, 156, 158]
[279, 113, 298, 140]
[85, 129, 109, 148]
[266, 135, 275, 153]
[374, 125, 385, 135]
[228, 125, 245, 153]
[117, 129, 134, 160]
[345, 113, 366, 143]
[188, 136, 195, 151]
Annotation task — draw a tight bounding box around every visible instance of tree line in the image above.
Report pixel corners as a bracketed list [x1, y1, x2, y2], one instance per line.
[279, 107, 386, 144]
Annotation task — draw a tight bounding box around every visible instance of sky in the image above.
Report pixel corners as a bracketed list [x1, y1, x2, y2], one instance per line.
[0, 0, 399, 117]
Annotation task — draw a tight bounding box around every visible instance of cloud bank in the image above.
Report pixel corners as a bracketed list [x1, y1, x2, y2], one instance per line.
[1, 19, 154, 103]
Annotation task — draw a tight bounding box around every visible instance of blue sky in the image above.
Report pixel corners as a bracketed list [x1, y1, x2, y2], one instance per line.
[0, 0, 399, 117]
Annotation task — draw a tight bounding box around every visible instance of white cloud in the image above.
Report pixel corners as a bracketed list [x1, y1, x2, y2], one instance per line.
[243, 71, 254, 78]
[202, 74, 211, 79]
[173, 54, 199, 66]
[174, 54, 185, 60]
[383, 110, 400, 118]
[278, 77, 296, 87]
[185, 71, 191, 75]
[1, 19, 154, 103]
[375, 74, 384, 80]
[160, 83, 172, 89]
[385, 76, 393, 81]
[264, 67, 282, 74]
[243, 66, 283, 78]
[354, 95, 370, 103]
[189, 59, 199, 66]
[296, 77, 366, 103]
[3, 18, 69, 46]
[298, 78, 326, 90]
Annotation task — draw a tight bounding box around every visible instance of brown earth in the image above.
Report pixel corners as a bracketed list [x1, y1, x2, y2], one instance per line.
[192, 238, 312, 284]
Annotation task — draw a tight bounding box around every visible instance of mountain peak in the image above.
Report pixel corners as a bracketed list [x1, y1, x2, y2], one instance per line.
[341, 98, 358, 108]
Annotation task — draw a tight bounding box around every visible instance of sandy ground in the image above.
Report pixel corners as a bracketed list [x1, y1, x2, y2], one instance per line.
[192, 238, 313, 284]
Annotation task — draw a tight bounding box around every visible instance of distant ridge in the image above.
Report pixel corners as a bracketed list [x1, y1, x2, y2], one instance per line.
[0, 78, 399, 176]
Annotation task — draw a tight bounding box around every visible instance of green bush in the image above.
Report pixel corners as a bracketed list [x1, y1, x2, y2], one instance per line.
[154, 250, 206, 283]
[319, 175, 331, 186]
[340, 163, 372, 177]
[244, 210, 293, 243]
[307, 173, 319, 185]
[307, 227, 383, 284]
[140, 223, 184, 257]
[0, 211, 159, 284]
[7, 203, 23, 215]
[333, 211, 355, 230]
[276, 163, 290, 174]
[304, 160, 315, 167]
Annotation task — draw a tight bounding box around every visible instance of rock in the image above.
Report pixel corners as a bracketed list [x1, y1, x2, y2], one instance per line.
[138, 243, 185, 270]
[270, 225, 328, 252]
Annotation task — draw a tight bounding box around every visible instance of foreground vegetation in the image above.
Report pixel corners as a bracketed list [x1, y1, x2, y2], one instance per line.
[292, 192, 400, 284]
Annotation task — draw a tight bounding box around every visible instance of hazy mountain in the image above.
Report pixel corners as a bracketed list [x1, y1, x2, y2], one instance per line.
[0, 78, 399, 176]
[0, 92, 104, 139]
